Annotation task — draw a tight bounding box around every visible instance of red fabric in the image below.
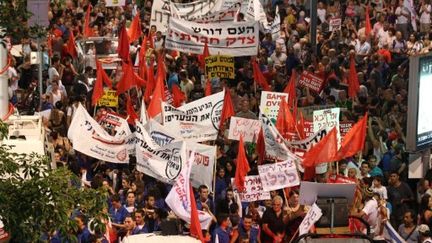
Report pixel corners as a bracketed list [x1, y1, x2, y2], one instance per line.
[198, 42, 210, 70]
[126, 95, 139, 124]
[128, 13, 142, 43]
[256, 128, 265, 165]
[66, 30, 78, 58]
[116, 61, 145, 95]
[171, 84, 186, 107]
[138, 36, 148, 80]
[219, 89, 235, 130]
[234, 135, 251, 192]
[297, 111, 306, 140]
[252, 59, 270, 91]
[275, 98, 296, 139]
[117, 26, 130, 61]
[189, 185, 205, 243]
[283, 70, 297, 109]
[144, 61, 155, 103]
[205, 79, 212, 96]
[334, 113, 368, 161]
[365, 6, 372, 38]
[302, 127, 338, 180]
[147, 56, 166, 118]
[377, 49, 392, 63]
[348, 57, 360, 98]
[92, 60, 113, 106]
[83, 5, 94, 37]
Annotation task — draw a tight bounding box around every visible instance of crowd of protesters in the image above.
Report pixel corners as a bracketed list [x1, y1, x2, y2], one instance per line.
[5, 0, 432, 242]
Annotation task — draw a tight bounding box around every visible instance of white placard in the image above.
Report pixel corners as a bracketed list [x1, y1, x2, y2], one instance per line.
[299, 203, 323, 236]
[105, 0, 126, 7]
[228, 117, 261, 142]
[259, 91, 288, 122]
[231, 175, 271, 202]
[258, 159, 300, 191]
[313, 107, 340, 146]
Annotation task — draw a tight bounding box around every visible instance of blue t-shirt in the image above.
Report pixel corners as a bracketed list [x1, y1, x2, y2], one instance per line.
[212, 226, 231, 243]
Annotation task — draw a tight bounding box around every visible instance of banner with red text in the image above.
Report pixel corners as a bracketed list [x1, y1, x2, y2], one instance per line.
[165, 18, 259, 56]
[228, 117, 261, 142]
[298, 71, 325, 93]
[259, 91, 289, 122]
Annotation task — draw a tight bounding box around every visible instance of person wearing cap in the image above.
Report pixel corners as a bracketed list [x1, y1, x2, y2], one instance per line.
[419, 224, 432, 243]
[350, 187, 379, 238]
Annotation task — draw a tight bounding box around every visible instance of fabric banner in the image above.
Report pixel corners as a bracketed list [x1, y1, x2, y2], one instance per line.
[135, 122, 188, 184]
[205, 55, 235, 79]
[299, 203, 323, 236]
[165, 18, 259, 56]
[145, 120, 216, 190]
[151, 0, 222, 34]
[259, 91, 288, 122]
[97, 111, 132, 139]
[298, 71, 325, 93]
[228, 117, 261, 142]
[68, 104, 132, 164]
[245, 0, 268, 26]
[173, 1, 241, 23]
[262, 5, 280, 40]
[258, 159, 300, 191]
[97, 89, 118, 107]
[105, 0, 126, 7]
[165, 152, 213, 229]
[162, 90, 224, 142]
[284, 128, 328, 153]
[231, 175, 271, 202]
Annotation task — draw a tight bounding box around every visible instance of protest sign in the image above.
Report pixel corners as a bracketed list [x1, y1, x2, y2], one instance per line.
[245, 0, 268, 26]
[298, 71, 325, 93]
[329, 18, 342, 31]
[228, 117, 261, 142]
[165, 18, 259, 56]
[299, 203, 323, 236]
[105, 0, 126, 7]
[205, 55, 235, 79]
[313, 107, 340, 132]
[284, 128, 328, 152]
[68, 104, 133, 164]
[262, 6, 280, 40]
[162, 90, 224, 142]
[339, 121, 353, 137]
[258, 159, 300, 191]
[97, 89, 118, 107]
[174, 1, 241, 23]
[97, 111, 132, 139]
[145, 120, 216, 190]
[298, 105, 336, 121]
[231, 175, 271, 202]
[259, 91, 288, 122]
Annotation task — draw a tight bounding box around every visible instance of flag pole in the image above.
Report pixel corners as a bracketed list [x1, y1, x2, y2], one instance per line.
[212, 152, 217, 205]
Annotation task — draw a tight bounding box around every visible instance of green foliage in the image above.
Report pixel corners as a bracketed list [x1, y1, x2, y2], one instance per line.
[0, 121, 108, 242]
[0, 0, 32, 40]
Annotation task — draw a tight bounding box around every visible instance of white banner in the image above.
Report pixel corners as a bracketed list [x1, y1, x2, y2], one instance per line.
[172, 1, 241, 23]
[135, 122, 188, 184]
[258, 159, 300, 191]
[299, 203, 323, 236]
[97, 111, 132, 139]
[228, 117, 261, 142]
[145, 120, 216, 190]
[162, 91, 224, 142]
[165, 152, 213, 229]
[262, 6, 280, 40]
[284, 128, 328, 152]
[259, 91, 288, 122]
[68, 104, 132, 164]
[165, 18, 259, 56]
[231, 175, 271, 202]
[105, 0, 126, 7]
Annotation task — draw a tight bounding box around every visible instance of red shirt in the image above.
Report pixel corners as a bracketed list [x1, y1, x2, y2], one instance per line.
[377, 49, 392, 63]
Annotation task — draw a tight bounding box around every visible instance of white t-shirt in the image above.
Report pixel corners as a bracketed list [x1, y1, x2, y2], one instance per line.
[377, 29, 391, 48]
[371, 185, 388, 200]
[317, 8, 326, 23]
[362, 198, 379, 234]
[355, 41, 371, 55]
[420, 4, 431, 24]
[395, 6, 409, 24]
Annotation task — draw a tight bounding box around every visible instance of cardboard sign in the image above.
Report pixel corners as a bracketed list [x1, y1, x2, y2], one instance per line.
[259, 91, 289, 122]
[258, 159, 300, 191]
[298, 71, 325, 93]
[313, 108, 340, 133]
[299, 203, 323, 236]
[205, 55, 235, 79]
[228, 117, 261, 142]
[97, 89, 118, 107]
[329, 18, 342, 31]
[231, 175, 271, 202]
[339, 121, 354, 137]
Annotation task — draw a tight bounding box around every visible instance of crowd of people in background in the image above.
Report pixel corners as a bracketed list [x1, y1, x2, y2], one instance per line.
[5, 0, 432, 242]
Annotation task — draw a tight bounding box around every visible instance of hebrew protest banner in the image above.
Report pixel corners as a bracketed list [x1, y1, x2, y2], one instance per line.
[299, 203, 323, 236]
[173, 1, 241, 23]
[298, 71, 325, 93]
[205, 55, 235, 79]
[258, 159, 300, 191]
[97, 111, 131, 139]
[329, 18, 342, 31]
[313, 107, 340, 145]
[231, 175, 271, 202]
[339, 121, 354, 137]
[162, 90, 224, 142]
[228, 117, 261, 142]
[165, 18, 259, 56]
[298, 105, 336, 121]
[259, 91, 288, 122]
[97, 89, 118, 107]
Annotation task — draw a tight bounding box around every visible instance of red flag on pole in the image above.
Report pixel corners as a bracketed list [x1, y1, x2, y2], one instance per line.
[296, 111, 306, 140]
[365, 6, 372, 38]
[189, 185, 205, 243]
[117, 26, 130, 62]
[92, 60, 113, 106]
[126, 95, 139, 124]
[147, 55, 166, 118]
[128, 13, 142, 43]
[219, 89, 235, 131]
[66, 29, 78, 58]
[171, 84, 186, 107]
[252, 59, 270, 91]
[333, 113, 368, 161]
[205, 79, 212, 96]
[275, 98, 296, 139]
[116, 61, 145, 95]
[198, 42, 210, 70]
[83, 5, 94, 38]
[283, 70, 297, 108]
[234, 135, 251, 192]
[256, 128, 265, 165]
[348, 56, 360, 98]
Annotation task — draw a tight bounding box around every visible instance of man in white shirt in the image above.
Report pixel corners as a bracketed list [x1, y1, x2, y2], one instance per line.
[355, 35, 371, 58]
[420, 2, 431, 33]
[395, 0, 410, 39]
[351, 188, 379, 237]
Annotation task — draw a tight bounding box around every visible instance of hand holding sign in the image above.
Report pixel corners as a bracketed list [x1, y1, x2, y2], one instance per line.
[299, 203, 323, 236]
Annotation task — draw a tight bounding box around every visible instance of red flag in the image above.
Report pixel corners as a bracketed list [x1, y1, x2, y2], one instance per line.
[296, 111, 306, 140]
[92, 60, 113, 106]
[83, 5, 94, 38]
[365, 6, 372, 38]
[128, 13, 142, 43]
[126, 95, 139, 124]
[252, 59, 271, 91]
[234, 135, 251, 192]
[147, 56, 166, 118]
[348, 56, 360, 98]
[334, 113, 368, 161]
[117, 26, 130, 61]
[302, 127, 338, 180]
[144, 61, 155, 103]
[66, 29, 78, 58]
[198, 42, 210, 70]
[283, 70, 297, 108]
[116, 61, 144, 95]
[171, 84, 186, 107]
[189, 185, 205, 242]
[219, 89, 235, 131]
[148, 31, 154, 49]
[205, 79, 212, 96]
[275, 98, 296, 139]
[256, 128, 265, 165]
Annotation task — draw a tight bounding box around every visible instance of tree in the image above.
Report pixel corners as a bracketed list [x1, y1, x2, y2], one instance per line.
[0, 120, 108, 242]
[0, 0, 32, 41]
